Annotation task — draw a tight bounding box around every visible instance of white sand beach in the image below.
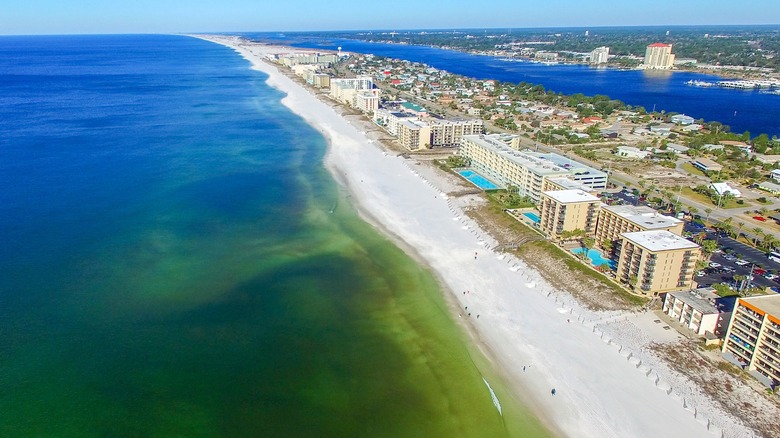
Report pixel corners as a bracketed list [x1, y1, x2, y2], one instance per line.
[195, 35, 757, 438]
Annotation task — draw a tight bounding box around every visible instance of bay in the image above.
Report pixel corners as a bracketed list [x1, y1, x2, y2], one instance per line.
[253, 34, 780, 138]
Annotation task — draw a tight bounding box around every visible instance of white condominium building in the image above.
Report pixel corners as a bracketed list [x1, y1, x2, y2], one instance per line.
[590, 46, 610, 64]
[459, 135, 568, 202]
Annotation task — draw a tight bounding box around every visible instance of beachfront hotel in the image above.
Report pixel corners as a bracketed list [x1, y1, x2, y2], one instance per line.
[330, 76, 374, 105]
[642, 43, 676, 70]
[595, 205, 684, 250]
[662, 288, 735, 337]
[397, 119, 431, 151]
[525, 152, 608, 191]
[539, 189, 600, 239]
[428, 118, 484, 148]
[722, 295, 780, 387]
[459, 134, 569, 202]
[614, 230, 700, 295]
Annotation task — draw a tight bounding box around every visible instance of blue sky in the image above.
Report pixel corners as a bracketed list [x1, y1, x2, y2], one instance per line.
[2, 0, 779, 35]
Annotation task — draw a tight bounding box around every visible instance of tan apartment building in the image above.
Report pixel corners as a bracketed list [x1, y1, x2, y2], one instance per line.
[595, 205, 684, 250]
[459, 135, 569, 202]
[428, 118, 483, 147]
[615, 230, 700, 295]
[397, 120, 431, 151]
[354, 90, 380, 115]
[722, 295, 780, 387]
[539, 190, 600, 238]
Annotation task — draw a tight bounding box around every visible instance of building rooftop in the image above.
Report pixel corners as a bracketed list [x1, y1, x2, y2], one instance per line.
[543, 189, 599, 204]
[602, 205, 683, 229]
[401, 101, 426, 112]
[526, 152, 608, 180]
[741, 295, 780, 318]
[547, 177, 590, 191]
[621, 230, 699, 252]
[668, 288, 736, 315]
[462, 135, 569, 177]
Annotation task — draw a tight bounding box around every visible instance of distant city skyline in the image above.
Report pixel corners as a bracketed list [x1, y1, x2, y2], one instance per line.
[2, 0, 779, 35]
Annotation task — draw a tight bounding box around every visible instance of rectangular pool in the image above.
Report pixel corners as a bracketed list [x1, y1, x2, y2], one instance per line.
[457, 169, 500, 190]
[523, 212, 541, 223]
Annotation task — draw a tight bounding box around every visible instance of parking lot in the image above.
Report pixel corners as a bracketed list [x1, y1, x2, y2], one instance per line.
[685, 222, 780, 292]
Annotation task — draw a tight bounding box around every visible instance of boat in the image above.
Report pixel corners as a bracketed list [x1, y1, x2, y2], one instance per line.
[685, 80, 716, 87]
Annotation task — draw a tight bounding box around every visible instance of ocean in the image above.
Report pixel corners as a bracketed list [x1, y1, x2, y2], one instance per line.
[0, 35, 548, 436]
[255, 35, 780, 137]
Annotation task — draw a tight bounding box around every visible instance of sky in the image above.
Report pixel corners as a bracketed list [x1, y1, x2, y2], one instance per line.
[2, 0, 779, 35]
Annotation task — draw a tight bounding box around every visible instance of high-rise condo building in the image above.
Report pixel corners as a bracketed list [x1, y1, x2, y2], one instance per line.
[643, 43, 675, 70]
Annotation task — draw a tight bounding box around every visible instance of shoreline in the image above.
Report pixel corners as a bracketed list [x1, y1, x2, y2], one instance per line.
[193, 35, 757, 438]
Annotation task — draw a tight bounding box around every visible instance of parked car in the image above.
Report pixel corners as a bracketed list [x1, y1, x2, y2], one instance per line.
[754, 268, 767, 276]
[696, 271, 706, 277]
[736, 259, 750, 266]
[709, 262, 722, 268]
[764, 273, 778, 281]
[723, 254, 737, 262]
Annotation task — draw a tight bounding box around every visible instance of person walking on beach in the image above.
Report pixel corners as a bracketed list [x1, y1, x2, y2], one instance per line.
[551, 388, 556, 396]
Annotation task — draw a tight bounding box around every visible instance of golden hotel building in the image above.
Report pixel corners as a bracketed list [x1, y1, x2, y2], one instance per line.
[596, 205, 684, 250]
[539, 189, 600, 238]
[615, 230, 699, 295]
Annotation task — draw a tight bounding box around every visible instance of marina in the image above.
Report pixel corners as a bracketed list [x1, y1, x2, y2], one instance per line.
[686, 79, 780, 90]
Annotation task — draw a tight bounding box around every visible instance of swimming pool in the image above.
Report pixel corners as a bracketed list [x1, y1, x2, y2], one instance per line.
[523, 212, 541, 223]
[571, 248, 617, 270]
[457, 169, 500, 190]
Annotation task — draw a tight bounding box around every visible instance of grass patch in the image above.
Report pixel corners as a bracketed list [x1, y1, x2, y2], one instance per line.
[681, 187, 747, 209]
[520, 241, 648, 307]
[716, 360, 745, 376]
[486, 190, 535, 209]
[681, 162, 707, 177]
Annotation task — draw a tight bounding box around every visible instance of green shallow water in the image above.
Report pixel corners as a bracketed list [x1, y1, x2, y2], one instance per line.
[0, 35, 551, 437]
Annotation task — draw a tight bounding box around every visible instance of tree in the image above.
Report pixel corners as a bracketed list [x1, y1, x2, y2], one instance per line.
[704, 208, 713, 224]
[689, 206, 699, 218]
[759, 207, 770, 217]
[582, 236, 596, 252]
[736, 221, 746, 239]
[701, 239, 719, 256]
[763, 234, 778, 251]
[752, 227, 765, 247]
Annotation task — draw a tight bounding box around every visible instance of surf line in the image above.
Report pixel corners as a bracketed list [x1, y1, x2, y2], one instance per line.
[482, 377, 503, 416]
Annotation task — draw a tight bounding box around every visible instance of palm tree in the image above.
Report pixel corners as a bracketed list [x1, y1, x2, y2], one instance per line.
[704, 208, 713, 225]
[759, 207, 770, 218]
[752, 227, 765, 247]
[689, 206, 699, 219]
[763, 234, 778, 251]
[737, 221, 745, 239]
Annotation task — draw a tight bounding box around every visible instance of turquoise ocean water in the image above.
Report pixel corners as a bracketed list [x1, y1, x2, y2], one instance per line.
[0, 35, 549, 436]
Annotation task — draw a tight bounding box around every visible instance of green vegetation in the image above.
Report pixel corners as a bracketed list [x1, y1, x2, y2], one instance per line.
[521, 241, 648, 307]
[330, 27, 780, 72]
[487, 190, 535, 209]
[681, 162, 706, 177]
[712, 283, 740, 297]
